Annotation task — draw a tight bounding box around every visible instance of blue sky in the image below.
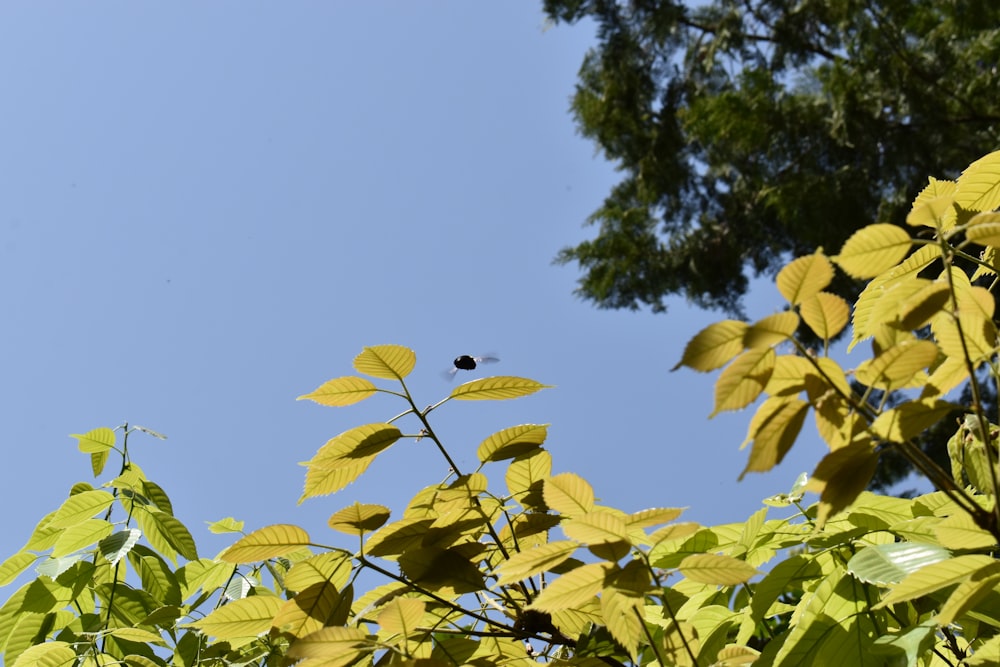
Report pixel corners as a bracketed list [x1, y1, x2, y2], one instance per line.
[0, 3, 827, 564]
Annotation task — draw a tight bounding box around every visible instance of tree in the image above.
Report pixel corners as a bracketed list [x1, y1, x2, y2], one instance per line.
[5, 150, 1000, 663]
[544, 0, 1000, 314]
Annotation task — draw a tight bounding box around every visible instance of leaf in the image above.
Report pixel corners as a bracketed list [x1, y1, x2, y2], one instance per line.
[776, 250, 833, 305]
[450, 376, 551, 400]
[739, 398, 809, 479]
[871, 399, 958, 442]
[530, 562, 611, 611]
[285, 551, 354, 593]
[0, 552, 36, 586]
[327, 503, 391, 536]
[10, 641, 77, 667]
[807, 442, 880, 528]
[477, 424, 549, 463]
[353, 345, 416, 380]
[52, 518, 114, 557]
[364, 517, 435, 558]
[562, 511, 629, 545]
[70, 427, 116, 453]
[543, 473, 595, 518]
[136, 510, 198, 562]
[743, 311, 800, 348]
[285, 626, 373, 661]
[847, 543, 951, 585]
[207, 517, 245, 534]
[955, 149, 1000, 212]
[219, 524, 312, 563]
[965, 212, 1000, 247]
[798, 292, 850, 340]
[308, 423, 402, 465]
[855, 339, 939, 389]
[377, 597, 425, 637]
[506, 449, 552, 510]
[898, 280, 951, 330]
[46, 489, 116, 529]
[184, 595, 283, 639]
[673, 320, 748, 372]
[297, 376, 377, 407]
[874, 554, 994, 608]
[301, 458, 375, 502]
[711, 347, 774, 417]
[397, 547, 485, 594]
[678, 553, 758, 586]
[625, 507, 684, 529]
[937, 561, 1000, 626]
[834, 224, 913, 278]
[273, 580, 345, 639]
[935, 513, 998, 550]
[495, 541, 579, 586]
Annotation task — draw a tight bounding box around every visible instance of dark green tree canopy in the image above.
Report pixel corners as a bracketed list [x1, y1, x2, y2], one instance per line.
[546, 0, 1000, 314]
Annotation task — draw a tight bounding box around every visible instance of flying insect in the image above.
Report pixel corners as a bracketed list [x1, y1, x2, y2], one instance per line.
[445, 354, 499, 379]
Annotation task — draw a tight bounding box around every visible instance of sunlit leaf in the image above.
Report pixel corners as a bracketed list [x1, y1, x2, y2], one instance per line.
[935, 513, 997, 550]
[874, 554, 993, 608]
[847, 543, 950, 586]
[285, 551, 354, 593]
[871, 399, 958, 443]
[711, 347, 774, 417]
[506, 449, 552, 510]
[855, 339, 939, 389]
[46, 489, 116, 529]
[648, 522, 702, 548]
[184, 595, 283, 639]
[776, 250, 833, 305]
[308, 423, 402, 466]
[450, 376, 551, 400]
[834, 224, 912, 279]
[955, 149, 1000, 212]
[739, 398, 809, 479]
[136, 510, 198, 562]
[352, 344, 416, 380]
[543, 473, 594, 518]
[898, 280, 951, 330]
[530, 562, 611, 611]
[743, 311, 799, 348]
[0, 552, 36, 587]
[673, 320, 748, 372]
[328, 503, 391, 536]
[10, 641, 76, 667]
[207, 517, 245, 534]
[765, 355, 813, 396]
[495, 541, 579, 586]
[906, 194, 956, 229]
[807, 442, 880, 528]
[377, 597, 425, 636]
[678, 553, 758, 585]
[297, 376, 378, 407]
[937, 561, 1000, 626]
[285, 626, 373, 660]
[219, 524, 312, 564]
[625, 507, 684, 529]
[70, 427, 116, 453]
[799, 292, 850, 340]
[364, 517, 434, 558]
[562, 511, 629, 545]
[50, 519, 112, 558]
[477, 424, 549, 463]
[301, 457, 375, 502]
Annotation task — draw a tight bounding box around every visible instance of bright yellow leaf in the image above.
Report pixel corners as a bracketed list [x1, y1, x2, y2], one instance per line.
[711, 347, 775, 416]
[776, 250, 833, 305]
[744, 311, 799, 348]
[673, 320, 748, 372]
[955, 149, 1000, 212]
[833, 224, 912, 278]
[799, 291, 850, 340]
[353, 345, 416, 380]
[219, 524, 311, 563]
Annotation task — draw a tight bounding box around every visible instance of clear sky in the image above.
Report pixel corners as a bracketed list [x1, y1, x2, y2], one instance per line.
[0, 3, 827, 564]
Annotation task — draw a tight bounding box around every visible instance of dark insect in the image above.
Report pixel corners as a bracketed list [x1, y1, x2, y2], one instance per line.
[445, 354, 499, 379]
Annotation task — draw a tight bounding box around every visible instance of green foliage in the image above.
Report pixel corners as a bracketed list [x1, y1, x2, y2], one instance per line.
[544, 0, 1000, 315]
[13, 151, 1000, 666]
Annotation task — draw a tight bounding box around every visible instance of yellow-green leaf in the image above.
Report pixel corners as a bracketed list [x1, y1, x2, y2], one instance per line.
[833, 224, 912, 279]
[52, 518, 114, 558]
[711, 347, 774, 417]
[477, 424, 549, 463]
[70, 427, 116, 453]
[799, 292, 850, 341]
[562, 511, 629, 546]
[530, 562, 611, 611]
[776, 250, 833, 305]
[875, 555, 996, 608]
[543, 473, 594, 518]
[307, 423, 402, 466]
[46, 489, 116, 529]
[626, 508, 684, 529]
[0, 552, 36, 586]
[10, 641, 76, 667]
[935, 513, 998, 550]
[301, 458, 375, 502]
[285, 626, 373, 660]
[679, 553, 758, 585]
[673, 320, 748, 372]
[285, 551, 354, 593]
[648, 522, 702, 548]
[219, 524, 312, 563]
[328, 503, 391, 536]
[898, 280, 951, 330]
[906, 193, 956, 229]
[807, 442, 880, 528]
[744, 311, 799, 348]
[185, 595, 283, 640]
[495, 541, 579, 586]
[765, 355, 813, 396]
[273, 580, 344, 639]
[506, 449, 551, 508]
[855, 339, 939, 389]
[937, 561, 1000, 626]
[207, 517, 245, 534]
[450, 376, 551, 400]
[353, 345, 416, 380]
[965, 212, 1000, 247]
[297, 376, 378, 407]
[871, 399, 958, 443]
[739, 398, 809, 479]
[955, 149, 1000, 212]
[107, 627, 167, 644]
[377, 597, 425, 636]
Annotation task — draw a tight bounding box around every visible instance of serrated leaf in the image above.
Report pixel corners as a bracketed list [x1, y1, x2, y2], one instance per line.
[872, 556, 995, 608]
[398, 546, 485, 594]
[907, 193, 956, 229]
[10, 641, 77, 667]
[743, 311, 799, 348]
[543, 473, 594, 518]
[847, 543, 950, 586]
[352, 345, 416, 380]
[495, 541, 579, 586]
[364, 517, 434, 558]
[871, 399, 958, 442]
[308, 423, 402, 466]
[506, 449, 551, 510]
[562, 511, 629, 545]
[273, 580, 344, 639]
[70, 427, 116, 453]
[450, 376, 551, 400]
[377, 597, 425, 636]
[799, 291, 850, 340]
[285, 626, 373, 660]
[285, 551, 353, 593]
[0, 552, 36, 586]
[136, 510, 198, 562]
[184, 595, 283, 639]
[937, 561, 1000, 626]
[52, 518, 113, 558]
[679, 553, 758, 585]
[207, 517, 245, 534]
[898, 280, 951, 330]
[328, 503, 391, 536]
[965, 212, 1000, 247]
[739, 398, 809, 479]
[530, 563, 611, 611]
[626, 508, 684, 529]
[855, 339, 939, 389]
[297, 376, 378, 407]
[955, 149, 1000, 212]
[648, 522, 702, 548]
[711, 347, 774, 417]
[807, 442, 880, 528]
[834, 224, 912, 278]
[477, 423, 549, 463]
[776, 250, 833, 305]
[673, 320, 748, 372]
[935, 513, 998, 550]
[46, 489, 116, 529]
[219, 524, 312, 563]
